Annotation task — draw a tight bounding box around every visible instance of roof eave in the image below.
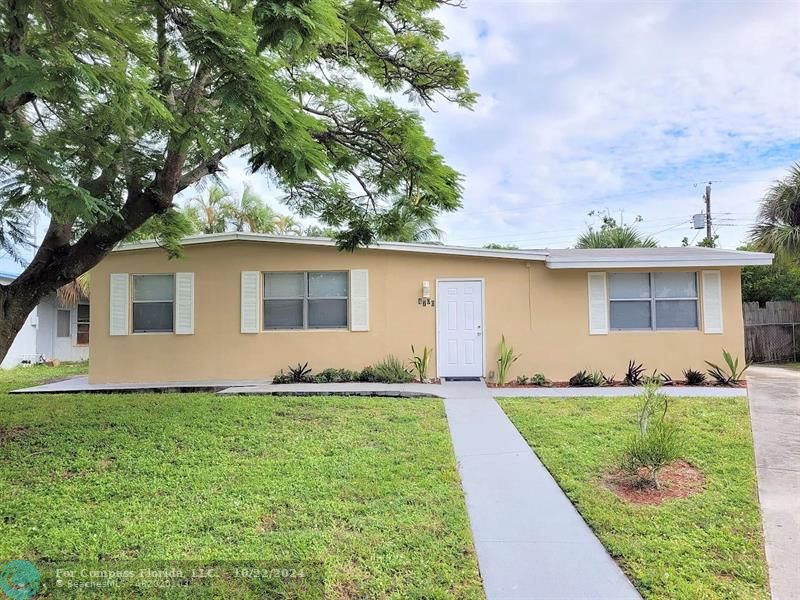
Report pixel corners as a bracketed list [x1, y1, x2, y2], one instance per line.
[114, 233, 549, 261]
[545, 257, 774, 269]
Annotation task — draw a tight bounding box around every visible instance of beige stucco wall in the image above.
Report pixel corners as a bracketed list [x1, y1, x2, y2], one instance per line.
[89, 241, 746, 384]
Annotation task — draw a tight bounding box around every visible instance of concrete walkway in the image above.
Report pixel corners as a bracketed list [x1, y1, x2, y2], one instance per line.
[747, 366, 800, 600]
[12, 375, 745, 398]
[440, 380, 641, 600]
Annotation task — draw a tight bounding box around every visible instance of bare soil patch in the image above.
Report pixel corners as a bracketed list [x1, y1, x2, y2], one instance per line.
[602, 460, 705, 505]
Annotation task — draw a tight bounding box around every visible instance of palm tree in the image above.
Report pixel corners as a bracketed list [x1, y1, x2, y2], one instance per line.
[750, 163, 800, 259]
[379, 203, 444, 243]
[224, 185, 277, 233]
[304, 224, 340, 237]
[57, 272, 90, 305]
[185, 184, 233, 234]
[272, 214, 302, 236]
[575, 226, 657, 249]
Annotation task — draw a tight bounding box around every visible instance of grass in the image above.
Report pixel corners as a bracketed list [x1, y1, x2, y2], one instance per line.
[0, 364, 483, 598]
[498, 395, 768, 600]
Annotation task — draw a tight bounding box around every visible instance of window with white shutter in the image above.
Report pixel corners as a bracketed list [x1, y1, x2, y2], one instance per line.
[241, 271, 260, 333]
[174, 272, 194, 335]
[701, 270, 724, 334]
[587, 272, 608, 335]
[109, 273, 129, 336]
[349, 269, 369, 332]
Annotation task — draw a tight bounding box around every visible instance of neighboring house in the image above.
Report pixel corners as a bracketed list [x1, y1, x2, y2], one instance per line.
[0, 271, 90, 368]
[88, 233, 772, 384]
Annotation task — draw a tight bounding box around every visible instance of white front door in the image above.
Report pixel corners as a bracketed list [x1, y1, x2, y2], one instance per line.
[54, 308, 72, 359]
[437, 280, 484, 378]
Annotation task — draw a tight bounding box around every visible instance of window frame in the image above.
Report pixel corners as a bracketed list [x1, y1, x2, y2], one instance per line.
[608, 272, 699, 331]
[131, 273, 176, 334]
[56, 308, 71, 339]
[262, 271, 349, 330]
[76, 303, 90, 346]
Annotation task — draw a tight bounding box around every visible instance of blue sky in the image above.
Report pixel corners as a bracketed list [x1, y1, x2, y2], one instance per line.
[228, 0, 798, 250]
[2, 0, 798, 274]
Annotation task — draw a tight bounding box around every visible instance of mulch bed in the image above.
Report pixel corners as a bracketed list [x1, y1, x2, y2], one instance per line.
[487, 381, 747, 388]
[601, 461, 706, 505]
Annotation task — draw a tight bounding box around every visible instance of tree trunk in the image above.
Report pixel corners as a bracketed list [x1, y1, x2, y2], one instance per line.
[0, 187, 173, 365]
[0, 284, 41, 362]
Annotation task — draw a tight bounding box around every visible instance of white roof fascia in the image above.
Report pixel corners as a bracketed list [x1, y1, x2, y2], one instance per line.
[115, 232, 550, 262]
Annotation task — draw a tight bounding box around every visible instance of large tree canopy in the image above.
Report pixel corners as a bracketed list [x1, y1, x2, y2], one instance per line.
[0, 0, 474, 360]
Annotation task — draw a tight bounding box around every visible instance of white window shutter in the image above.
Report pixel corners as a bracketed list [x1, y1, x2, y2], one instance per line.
[349, 269, 369, 331]
[587, 272, 609, 335]
[109, 273, 129, 336]
[241, 271, 260, 333]
[175, 272, 194, 335]
[702, 270, 724, 334]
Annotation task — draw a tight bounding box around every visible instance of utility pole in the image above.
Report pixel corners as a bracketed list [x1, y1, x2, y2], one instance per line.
[704, 182, 712, 242]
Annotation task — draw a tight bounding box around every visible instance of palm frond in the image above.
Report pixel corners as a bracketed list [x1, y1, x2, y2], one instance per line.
[56, 272, 91, 305]
[750, 163, 800, 260]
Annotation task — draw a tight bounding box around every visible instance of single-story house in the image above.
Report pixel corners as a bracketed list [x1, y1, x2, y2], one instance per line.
[0, 271, 90, 368]
[88, 233, 772, 384]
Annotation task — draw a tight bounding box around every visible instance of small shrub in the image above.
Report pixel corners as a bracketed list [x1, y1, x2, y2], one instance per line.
[602, 372, 616, 386]
[569, 370, 602, 387]
[643, 370, 673, 386]
[272, 370, 292, 384]
[515, 375, 529, 385]
[620, 383, 681, 489]
[530, 373, 550, 386]
[375, 355, 414, 383]
[496, 335, 520, 385]
[358, 366, 379, 382]
[683, 369, 707, 386]
[315, 368, 358, 383]
[705, 349, 749, 385]
[338, 369, 359, 382]
[317, 368, 339, 383]
[287, 362, 312, 383]
[410, 345, 432, 382]
[623, 360, 646, 386]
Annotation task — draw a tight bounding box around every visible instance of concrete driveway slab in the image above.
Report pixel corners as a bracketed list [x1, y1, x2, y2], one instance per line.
[747, 366, 800, 600]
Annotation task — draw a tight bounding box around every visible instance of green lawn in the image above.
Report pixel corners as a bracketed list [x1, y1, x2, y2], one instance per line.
[0, 365, 483, 598]
[499, 395, 768, 600]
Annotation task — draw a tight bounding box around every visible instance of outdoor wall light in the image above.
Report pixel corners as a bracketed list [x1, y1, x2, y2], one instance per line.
[418, 281, 434, 307]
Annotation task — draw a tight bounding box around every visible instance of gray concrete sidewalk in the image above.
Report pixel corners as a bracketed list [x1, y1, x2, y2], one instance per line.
[747, 366, 800, 600]
[12, 375, 745, 398]
[440, 380, 641, 600]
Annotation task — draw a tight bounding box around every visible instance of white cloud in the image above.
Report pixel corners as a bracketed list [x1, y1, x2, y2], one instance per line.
[425, 0, 800, 248]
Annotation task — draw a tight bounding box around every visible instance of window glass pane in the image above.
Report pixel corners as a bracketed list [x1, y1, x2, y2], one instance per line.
[133, 275, 174, 301]
[77, 323, 90, 345]
[608, 273, 650, 299]
[654, 273, 696, 298]
[656, 300, 698, 329]
[610, 301, 651, 329]
[264, 299, 304, 328]
[77, 304, 90, 322]
[132, 302, 174, 332]
[56, 310, 71, 337]
[265, 272, 305, 298]
[308, 299, 347, 328]
[308, 272, 347, 297]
